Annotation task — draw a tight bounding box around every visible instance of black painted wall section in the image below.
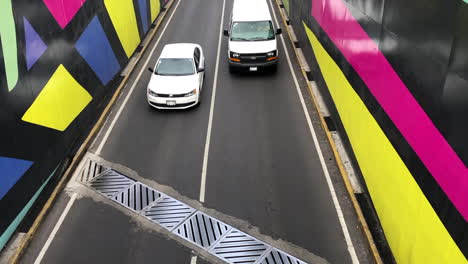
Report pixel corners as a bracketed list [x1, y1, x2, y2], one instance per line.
[0, 0, 167, 250]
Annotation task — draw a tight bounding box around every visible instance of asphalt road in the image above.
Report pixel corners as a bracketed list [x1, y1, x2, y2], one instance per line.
[20, 0, 373, 263]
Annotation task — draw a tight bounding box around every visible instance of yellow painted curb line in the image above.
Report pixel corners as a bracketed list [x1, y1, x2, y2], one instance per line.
[273, 1, 383, 263]
[8, 1, 177, 263]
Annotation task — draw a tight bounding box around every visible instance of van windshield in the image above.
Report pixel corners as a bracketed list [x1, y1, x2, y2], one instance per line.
[231, 21, 275, 41]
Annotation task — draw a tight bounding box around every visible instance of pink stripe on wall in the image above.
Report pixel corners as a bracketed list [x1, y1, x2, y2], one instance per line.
[311, 0, 468, 221]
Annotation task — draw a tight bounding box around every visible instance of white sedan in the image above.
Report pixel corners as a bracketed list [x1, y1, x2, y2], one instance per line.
[147, 43, 205, 109]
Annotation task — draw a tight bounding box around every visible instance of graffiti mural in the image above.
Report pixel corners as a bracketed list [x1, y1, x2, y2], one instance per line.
[0, 0, 166, 250]
[288, 0, 468, 262]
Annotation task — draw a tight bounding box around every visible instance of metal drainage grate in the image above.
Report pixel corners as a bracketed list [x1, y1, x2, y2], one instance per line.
[113, 182, 162, 212]
[81, 164, 311, 264]
[78, 159, 108, 183]
[88, 170, 135, 198]
[143, 195, 195, 231]
[210, 229, 269, 264]
[175, 212, 231, 249]
[260, 248, 307, 264]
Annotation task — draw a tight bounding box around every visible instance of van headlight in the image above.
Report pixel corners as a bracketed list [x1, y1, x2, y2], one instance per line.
[267, 50, 277, 57]
[230, 52, 240, 58]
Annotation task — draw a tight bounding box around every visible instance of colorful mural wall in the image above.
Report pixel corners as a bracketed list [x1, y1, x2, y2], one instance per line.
[287, 0, 468, 263]
[0, 0, 167, 250]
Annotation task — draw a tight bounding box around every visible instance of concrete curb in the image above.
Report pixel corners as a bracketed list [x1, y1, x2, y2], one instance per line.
[7, 1, 177, 262]
[273, 1, 383, 263]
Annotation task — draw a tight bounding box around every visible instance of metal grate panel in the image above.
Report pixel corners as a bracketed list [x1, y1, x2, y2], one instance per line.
[88, 170, 135, 198]
[78, 159, 108, 183]
[175, 212, 231, 249]
[259, 248, 307, 264]
[81, 162, 311, 264]
[112, 182, 162, 212]
[210, 229, 270, 264]
[143, 196, 195, 231]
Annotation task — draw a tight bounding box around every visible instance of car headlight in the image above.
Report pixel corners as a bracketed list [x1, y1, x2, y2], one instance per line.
[231, 52, 240, 58]
[267, 50, 276, 57]
[148, 89, 158, 97]
[184, 89, 197, 97]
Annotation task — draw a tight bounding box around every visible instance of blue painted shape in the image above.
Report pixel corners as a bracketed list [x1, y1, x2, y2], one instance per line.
[138, 0, 149, 33]
[75, 16, 120, 85]
[0, 157, 33, 200]
[0, 165, 57, 251]
[24, 17, 47, 70]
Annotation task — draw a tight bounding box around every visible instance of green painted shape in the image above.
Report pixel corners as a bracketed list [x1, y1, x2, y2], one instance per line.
[283, 0, 290, 14]
[0, 0, 19, 91]
[463, 0, 468, 4]
[0, 166, 57, 251]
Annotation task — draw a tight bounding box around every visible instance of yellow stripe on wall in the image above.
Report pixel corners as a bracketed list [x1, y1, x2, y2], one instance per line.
[104, 0, 140, 58]
[303, 22, 466, 264]
[150, 0, 161, 22]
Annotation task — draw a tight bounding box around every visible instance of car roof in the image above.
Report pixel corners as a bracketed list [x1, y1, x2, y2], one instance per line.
[160, 43, 197, 58]
[232, 0, 272, 22]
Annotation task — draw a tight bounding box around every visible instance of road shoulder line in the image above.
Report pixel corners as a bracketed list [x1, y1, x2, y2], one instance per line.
[272, 0, 383, 263]
[267, 0, 359, 262]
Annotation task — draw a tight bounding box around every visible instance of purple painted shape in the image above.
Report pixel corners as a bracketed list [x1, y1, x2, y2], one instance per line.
[311, 0, 468, 220]
[42, 0, 86, 29]
[23, 18, 47, 70]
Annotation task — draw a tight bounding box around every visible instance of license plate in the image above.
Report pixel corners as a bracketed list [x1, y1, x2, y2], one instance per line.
[166, 100, 176, 106]
[249, 67, 258, 72]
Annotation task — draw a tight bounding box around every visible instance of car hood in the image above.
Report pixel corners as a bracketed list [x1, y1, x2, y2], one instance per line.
[148, 74, 198, 94]
[229, 39, 276, 54]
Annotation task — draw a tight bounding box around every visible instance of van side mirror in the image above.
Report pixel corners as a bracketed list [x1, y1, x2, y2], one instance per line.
[148, 67, 154, 73]
[223, 29, 229, 36]
[276, 28, 282, 35]
[198, 67, 205, 72]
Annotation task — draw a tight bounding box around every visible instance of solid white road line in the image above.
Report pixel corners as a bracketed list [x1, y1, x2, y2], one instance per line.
[95, 0, 183, 155]
[199, 0, 226, 203]
[34, 193, 77, 264]
[190, 255, 198, 264]
[267, 0, 360, 263]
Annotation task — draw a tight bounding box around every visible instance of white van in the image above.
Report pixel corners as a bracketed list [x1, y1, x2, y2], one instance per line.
[224, 0, 281, 72]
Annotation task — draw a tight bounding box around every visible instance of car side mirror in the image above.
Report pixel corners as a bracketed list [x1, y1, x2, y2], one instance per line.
[223, 29, 229, 36]
[198, 67, 205, 72]
[276, 28, 282, 35]
[148, 67, 154, 73]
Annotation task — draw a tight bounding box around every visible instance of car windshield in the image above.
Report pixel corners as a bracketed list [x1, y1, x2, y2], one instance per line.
[156, 58, 195, 76]
[230, 21, 275, 41]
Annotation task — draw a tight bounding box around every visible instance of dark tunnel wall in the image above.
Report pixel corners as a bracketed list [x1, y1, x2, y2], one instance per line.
[0, 0, 167, 250]
[286, 0, 468, 263]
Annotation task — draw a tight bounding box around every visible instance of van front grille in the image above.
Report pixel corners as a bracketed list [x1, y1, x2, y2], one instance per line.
[239, 53, 268, 63]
